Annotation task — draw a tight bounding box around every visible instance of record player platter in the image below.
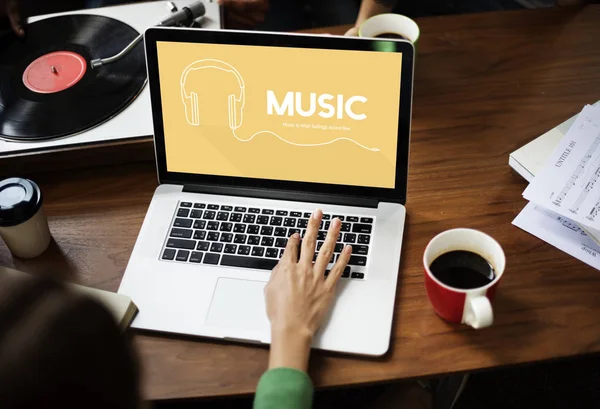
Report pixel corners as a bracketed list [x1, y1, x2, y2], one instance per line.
[0, 14, 147, 142]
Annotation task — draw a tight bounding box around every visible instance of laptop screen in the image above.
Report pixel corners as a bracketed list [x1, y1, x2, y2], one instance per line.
[156, 41, 403, 190]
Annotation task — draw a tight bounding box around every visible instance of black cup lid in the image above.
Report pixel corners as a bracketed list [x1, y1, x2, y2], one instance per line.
[0, 178, 43, 227]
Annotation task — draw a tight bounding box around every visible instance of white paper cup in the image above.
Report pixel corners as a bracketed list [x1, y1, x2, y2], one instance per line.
[359, 13, 420, 45]
[0, 178, 51, 258]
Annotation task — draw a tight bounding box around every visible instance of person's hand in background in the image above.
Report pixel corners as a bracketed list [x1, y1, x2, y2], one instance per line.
[218, 0, 268, 30]
[0, 0, 24, 36]
[264, 210, 352, 372]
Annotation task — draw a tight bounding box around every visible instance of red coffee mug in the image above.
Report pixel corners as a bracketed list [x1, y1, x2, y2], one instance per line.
[423, 229, 505, 329]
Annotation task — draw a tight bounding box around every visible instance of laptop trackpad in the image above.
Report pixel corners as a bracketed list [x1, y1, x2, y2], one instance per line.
[205, 278, 270, 332]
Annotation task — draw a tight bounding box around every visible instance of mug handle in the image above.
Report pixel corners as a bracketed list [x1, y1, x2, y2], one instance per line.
[463, 296, 493, 329]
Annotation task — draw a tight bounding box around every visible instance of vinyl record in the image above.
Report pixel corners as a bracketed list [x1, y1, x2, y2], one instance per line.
[0, 14, 147, 141]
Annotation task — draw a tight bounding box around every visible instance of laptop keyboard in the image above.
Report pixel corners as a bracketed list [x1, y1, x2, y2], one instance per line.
[160, 201, 374, 280]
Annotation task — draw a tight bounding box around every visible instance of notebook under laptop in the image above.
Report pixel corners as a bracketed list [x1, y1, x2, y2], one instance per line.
[118, 27, 414, 356]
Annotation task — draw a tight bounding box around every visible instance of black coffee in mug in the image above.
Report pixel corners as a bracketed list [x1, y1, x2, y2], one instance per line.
[429, 250, 495, 290]
[374, 32, 407, 40]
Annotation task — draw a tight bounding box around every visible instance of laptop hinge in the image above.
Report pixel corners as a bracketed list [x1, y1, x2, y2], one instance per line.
[182, 184, 379, 208]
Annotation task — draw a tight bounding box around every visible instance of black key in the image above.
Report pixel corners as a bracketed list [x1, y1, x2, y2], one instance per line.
[220, 255, 278, 270]
[248, 208, 260, 214]
[237, 245, 251, 255]
[193, 220, 206, 229]
[197, 241, 210, 251]
[166, 238, 196, 250]
[193, 230, 206, 240]
[344, 233, 357, 243]
[341, 222, 351, 232]
[177, 208, 190, 217]
[342, 266, 351, 278]
[210, 242, 224, 252]
[230, 213, 243, 222]
[347, 216, 359, 223]
[317, 231, 327, 240]
[234, 224, 246, 233]
[203, 211, 216, 220]
[275, 238, 288, 248]
[189, 251, 203, 263]
[319, 221, 324, 229]
[348, 255, 367, 266]
[261, 236, 274, 247]
[274, 227, 287, 237]
[251, 247, 265, 257]
[224, 244, 237, 254]
[190, 210, 203, 218]
[176, 250, 190, 262]
[284, 218, 296, 227]
[352, 224, 372, 234]
[207, 232, 220, 241]
[276, 210, 288, 216]
[352, 245, 369, 255]
[290, 211, 302, 217]
[265, 248, 278, 258]
[335, 243, 344, 253]
[262, 209, 274, 215]
[203, 253, 220, 264]
[217, 212, 229, 221]
[220, 233, 234, 243]
[279, 249, 285, 258]
[234, 234, 247, 244]
[221, 205, 233, 211]
[162, 248, 176, 260]
[257, 215, 269, 225]
[248, 235, 261, 245]
[351, 272, 365, 279]
[324, 221, 330, 230]
[260, 226, 274, 236]
[317, 241, 324, 250]
[322, 214, 331, 220]
[303, 212, 312, 218]
[297, 219, 309, 228]
[193, 203, 206, 209]
[360, 217, 374, 224]
[170, 228, 193, 239]
[174, 218, 193, 228]
[207, 221, 219, 231]
[220, 222, 233, 232]
[207, 204, 219, 210]
[332, 215, 344, 221]
[358, 234, 371, 244]
[235, 206, 247, 212]
[288, 228, 300, 236]
[324, 270, 330, 277]
[247, 225, 260, 234]
[181, 202, 192, 208]
[243, 214, 256, 224]
[270, 216, 283, 226]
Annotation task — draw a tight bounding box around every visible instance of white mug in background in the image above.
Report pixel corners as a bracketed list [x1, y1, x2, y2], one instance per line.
[0, 178, 51, 258]
[357, 13, 420, 45]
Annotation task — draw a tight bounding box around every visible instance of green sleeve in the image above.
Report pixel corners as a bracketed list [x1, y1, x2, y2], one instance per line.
[253, 367, 314, 409]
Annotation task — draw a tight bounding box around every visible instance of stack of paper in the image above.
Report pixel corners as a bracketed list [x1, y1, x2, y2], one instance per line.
[513, 104, 600, 269]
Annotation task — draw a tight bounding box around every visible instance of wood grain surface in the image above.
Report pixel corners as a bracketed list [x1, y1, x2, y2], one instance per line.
[1, 5, 600, 401]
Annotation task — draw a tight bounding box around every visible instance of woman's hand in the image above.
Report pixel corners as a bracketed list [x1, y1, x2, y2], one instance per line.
[1, 0, 24, 37]
[264, 209, 352, 371]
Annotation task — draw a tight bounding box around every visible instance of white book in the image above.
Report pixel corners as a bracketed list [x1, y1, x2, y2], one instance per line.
[0, 267, 138, 330]
[509, 101, 600, 182]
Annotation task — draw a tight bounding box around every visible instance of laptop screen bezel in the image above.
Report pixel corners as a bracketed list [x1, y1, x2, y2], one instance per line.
[145, 27, 414, 204]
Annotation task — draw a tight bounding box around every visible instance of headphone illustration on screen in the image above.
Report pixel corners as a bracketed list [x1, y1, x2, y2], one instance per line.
[180, 59, 379, 152]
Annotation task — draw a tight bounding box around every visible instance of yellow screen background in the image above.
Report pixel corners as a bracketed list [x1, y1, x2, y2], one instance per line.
[157, 42, 402, 188]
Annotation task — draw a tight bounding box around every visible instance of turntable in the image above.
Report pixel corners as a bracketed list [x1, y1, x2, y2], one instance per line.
[0, 0, 221, 171]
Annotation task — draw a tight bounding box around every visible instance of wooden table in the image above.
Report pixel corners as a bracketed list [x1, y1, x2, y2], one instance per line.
[2, 5, 600, 401]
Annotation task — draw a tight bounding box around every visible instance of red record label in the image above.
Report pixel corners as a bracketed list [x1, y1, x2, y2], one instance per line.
[22, 51, 87, 94]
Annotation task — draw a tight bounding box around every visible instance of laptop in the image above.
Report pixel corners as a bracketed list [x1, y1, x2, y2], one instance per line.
[118, 27, 414, 356]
